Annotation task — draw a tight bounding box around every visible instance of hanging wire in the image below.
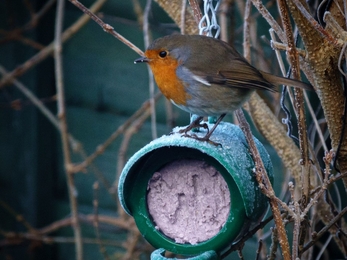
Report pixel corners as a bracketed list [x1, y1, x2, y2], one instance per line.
[280, 67, 300, 145]
[199, 0, 221, 38]
[279, 29, 301, 145]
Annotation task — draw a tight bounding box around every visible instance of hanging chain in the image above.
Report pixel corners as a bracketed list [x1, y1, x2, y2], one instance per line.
[199, 0, 221, 38]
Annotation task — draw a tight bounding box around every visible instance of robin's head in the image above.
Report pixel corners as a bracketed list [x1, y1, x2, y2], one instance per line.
[134, 34, 240, 70]
[134, 34, 194, 68]
[134, 35, 198, 106]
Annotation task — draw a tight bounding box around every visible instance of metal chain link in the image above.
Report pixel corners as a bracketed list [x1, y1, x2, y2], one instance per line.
[199, 0, 221, 38]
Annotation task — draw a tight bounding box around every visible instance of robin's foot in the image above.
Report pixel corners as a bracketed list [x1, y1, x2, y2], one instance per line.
[185, 133, 222, 147]
[178, 116, 209, 135]
[180, 113, 227, 146]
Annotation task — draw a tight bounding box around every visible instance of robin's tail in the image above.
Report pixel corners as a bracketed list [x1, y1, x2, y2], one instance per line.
[260, 71, 314, 91]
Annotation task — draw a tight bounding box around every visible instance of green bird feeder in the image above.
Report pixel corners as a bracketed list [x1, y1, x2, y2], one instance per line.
[118, 122, 273, 258]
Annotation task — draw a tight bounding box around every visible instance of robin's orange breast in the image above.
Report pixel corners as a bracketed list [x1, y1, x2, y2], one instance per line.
[145, 50, 189, 106]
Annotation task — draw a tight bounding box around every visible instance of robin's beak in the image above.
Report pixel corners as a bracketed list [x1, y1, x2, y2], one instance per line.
[134, 57, 149, 64]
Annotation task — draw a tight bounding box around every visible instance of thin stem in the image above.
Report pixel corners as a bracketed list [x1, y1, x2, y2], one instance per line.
[235, 109, 291, 260]
[243, 0, 252, 62]
[24, 0, 57, 30]
[292, 0, 340, 46]
[241, 9, 290, 258]
[302, 206, 347, 254]
[143, 0, 157, 140]
[93, 182, 110, 260]
[0, 200, 38, 234]
[277, 0, 311, 255]
[116, 103, 153, 219]
[188, 0, 203, 25]
[54, 0, 83, 259]
[250, 0, 285, 43]
[181, 0, 187, 35]
[1, 232, 124, 248]
[304, 91, 328, 152]
[69, 0, 144, 56]
[221, 215, 274, 258]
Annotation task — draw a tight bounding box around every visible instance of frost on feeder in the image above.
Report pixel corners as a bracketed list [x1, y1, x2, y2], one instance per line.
[118, 122, 273, 257]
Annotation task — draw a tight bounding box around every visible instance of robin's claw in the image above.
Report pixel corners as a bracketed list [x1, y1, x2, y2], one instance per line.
[178, 123, 209, 134]
[178, 116, 210, 134]
[181, 132, 222, 147]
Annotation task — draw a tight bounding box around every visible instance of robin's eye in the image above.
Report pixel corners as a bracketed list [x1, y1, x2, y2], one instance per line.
[159, 51, 167, 58]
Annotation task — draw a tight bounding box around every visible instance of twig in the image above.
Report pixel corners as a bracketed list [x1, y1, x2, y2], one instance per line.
[250, 0, 285, 43]
[277, 0, 310, 158]
[0, 33, 46, 50]
[242, 10, 290, 258]
[93, 182, 110, 260]
[0, 199, 38, 234]
[277, 0, 312, 254]
[0, 0, 108, 89]
[188, 0, 203, 25]
[270, 29, 317, 200]
[0, 232, 124, 248]
[317, 235, 333, 260]
[235, 109, 291, 260]
[68, 0, 144, 56]
[218, 0, 230, 42]
[268, 227, 279, 260]
[324, 12, 347, 46]
[0, 0, 56, 42]
[291, 1, 340, 47]
[270, 40, 306, 57]
[143, 0, 157, 140]
[292, 201, 301, 259]
[122, 230, 142, 260]
[255, 239, 263, 260]
[221, 215, 274, 258]
[38, 214, 136, 235]
[243, 0, 252, 62]
[302, 206, 347, 254]
[54, 0, 83, 259]
[180, 0, 187, 35]
[301, 151, 334, 217]
[237, 248, 244, 260]
[86, 156, 119, 203]
[271, 31, 298, 118]
[304, 91, 328, 152]
[154, 0, 198, 35]
[131, 0, 144, 25]
[24, 0, 57, 30]
[288, 181, 300, 259]
[116, 104, 153, 219]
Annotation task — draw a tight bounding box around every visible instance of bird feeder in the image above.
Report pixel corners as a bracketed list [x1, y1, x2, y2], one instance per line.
[118, 122, 273, 258]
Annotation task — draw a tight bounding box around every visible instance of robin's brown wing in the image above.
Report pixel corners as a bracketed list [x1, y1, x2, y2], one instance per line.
[189, 58, 277, 92]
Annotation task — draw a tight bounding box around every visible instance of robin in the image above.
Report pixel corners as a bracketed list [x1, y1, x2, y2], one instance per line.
[135, 34, 313, 143]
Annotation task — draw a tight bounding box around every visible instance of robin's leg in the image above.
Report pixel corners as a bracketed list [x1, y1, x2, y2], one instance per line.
[181, 114, 226, 146]
[188, 114, 226, 146]
[178, 116, 209, 134]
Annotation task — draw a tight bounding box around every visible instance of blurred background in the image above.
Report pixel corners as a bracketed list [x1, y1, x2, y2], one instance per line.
[0, 0, 343, 259]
